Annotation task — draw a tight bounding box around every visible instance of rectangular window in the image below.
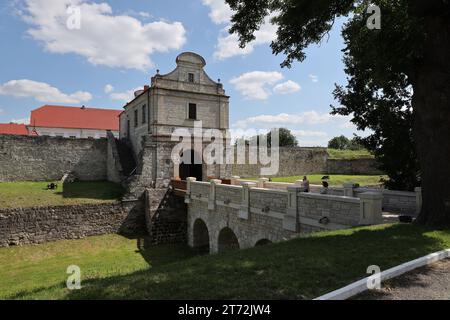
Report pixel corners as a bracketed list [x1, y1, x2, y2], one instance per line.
[142, 105, 147, 124]
[134, 109, 138, 127]
[188, 103, 197, 120]
[188, 73, 195, 83]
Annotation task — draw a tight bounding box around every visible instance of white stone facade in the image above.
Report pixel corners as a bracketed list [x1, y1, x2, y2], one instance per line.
[119, 52, 231, 188]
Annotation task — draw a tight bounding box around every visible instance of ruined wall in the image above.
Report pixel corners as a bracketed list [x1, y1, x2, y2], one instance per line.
[106, 131, 124, 184]
[0, 201, 146, 247]
[327, 158, 383, 175]
[232, 147, 329, 178]
[231, 147, 383, 178]
[0, 135, 107, 182]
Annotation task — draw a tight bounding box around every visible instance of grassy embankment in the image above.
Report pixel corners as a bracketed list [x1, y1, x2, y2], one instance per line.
[1, 224, 449, 300]
[0, 181, 124, 208]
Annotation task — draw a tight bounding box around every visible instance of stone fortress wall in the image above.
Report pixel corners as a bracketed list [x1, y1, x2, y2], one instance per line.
[231, 146, 381, 178]
[0, 201, 145, 247]
[327, 158, 383, 175]
[0, 187, 188, 248]
[0, 134, 108, 182]
[0, 134, 381, 184]
[231, 147, 328, 178]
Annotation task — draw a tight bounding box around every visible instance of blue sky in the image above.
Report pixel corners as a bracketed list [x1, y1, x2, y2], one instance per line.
[0, 0, 359, 146]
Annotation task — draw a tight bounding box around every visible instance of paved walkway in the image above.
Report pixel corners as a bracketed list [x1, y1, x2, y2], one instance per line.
[356, 259, 450, 300]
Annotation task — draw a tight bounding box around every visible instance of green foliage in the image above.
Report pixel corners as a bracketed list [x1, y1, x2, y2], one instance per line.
[236, 127, 298, 147]
[2, 225, 450, 299]
[267, 127, 298, 147]
[0, 181, 124, 208]
[328, 135, 350, 150]
[328, 136, 365, 151]
[225, 0, 427, 191]
[331, 1, 423, 191]
[327, 148, 373, 160]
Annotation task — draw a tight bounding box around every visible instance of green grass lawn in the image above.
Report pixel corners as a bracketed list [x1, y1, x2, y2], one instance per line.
[0, 181, 124, 208]
[1, 224, 450, 300]
[256, 174, 385, 186]
[327, 148, 374, 159]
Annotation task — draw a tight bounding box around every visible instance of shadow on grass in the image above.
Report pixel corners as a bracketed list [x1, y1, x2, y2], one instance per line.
[4, 238, 197, 300]
[6, 224, 450, 300]
[135, 237, 198, 268]
[54, 181, 125, 201]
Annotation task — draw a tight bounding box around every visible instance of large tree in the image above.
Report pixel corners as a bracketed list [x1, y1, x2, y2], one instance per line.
[226, 0, 450, 227]
[267, 127, 298, 147]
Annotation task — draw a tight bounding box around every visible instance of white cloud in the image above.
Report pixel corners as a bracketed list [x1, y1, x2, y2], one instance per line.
[0, 79, 92, 104]
[201, 0, 233, 24]
[0, 108, 4, 114]
[230, 71, 284, 100]
[291, 130, 328, 138]
[291, 130, 329, 147]
[339, 120, 357, 130]
[138, 11, 151, 18]
[214, 18, 277, 60]
[20, 0, 186, 70]
[104, 84, 114, 94]
[109, 87, 143, 102]
[233, 111, 352, 129]
[273, 80, 301, 95]
[309, 74, 319, 83]
[201, 1, 277, 60]
[10, 118, 30, 125]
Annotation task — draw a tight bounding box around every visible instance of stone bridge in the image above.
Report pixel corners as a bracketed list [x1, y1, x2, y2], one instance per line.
[184, 178, 383, 254]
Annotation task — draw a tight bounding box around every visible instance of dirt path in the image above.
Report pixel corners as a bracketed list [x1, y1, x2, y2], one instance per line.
[355, 259, 450, 300]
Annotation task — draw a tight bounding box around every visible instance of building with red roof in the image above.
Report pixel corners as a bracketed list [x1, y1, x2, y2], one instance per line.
[0, 123, 29, 136]
[28, 105, 121, 139]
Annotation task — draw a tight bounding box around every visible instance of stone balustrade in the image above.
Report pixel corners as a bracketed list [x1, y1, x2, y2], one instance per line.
[230, 176, 421, 216]
[186, 178, 385, 253]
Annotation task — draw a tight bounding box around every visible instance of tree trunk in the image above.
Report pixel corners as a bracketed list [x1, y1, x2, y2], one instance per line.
[414, 13, 450, 227]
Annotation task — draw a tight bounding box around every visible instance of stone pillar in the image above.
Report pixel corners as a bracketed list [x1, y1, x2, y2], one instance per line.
[140, 141, 157, 186]
[173, 164, 180, 180]
[231, 176, 241, 186]
[294, 180, 304, 187]
[238, 182, 256, 220]
[283, 186, 302, 232]
[415, 187, 422, 216]
[184, 177, 197, 204]
[343, 183, 356, 197]
[208, 179, 222, 210]
[359, 192, 383, 225]
[258, 177, 269, 188]
[220, 164, 232, 180]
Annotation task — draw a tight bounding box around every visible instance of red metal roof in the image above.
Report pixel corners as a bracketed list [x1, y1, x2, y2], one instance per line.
[0, 123, 29, 136]
[30, 105, 121, 131]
